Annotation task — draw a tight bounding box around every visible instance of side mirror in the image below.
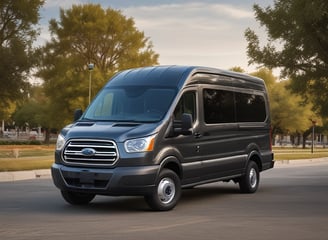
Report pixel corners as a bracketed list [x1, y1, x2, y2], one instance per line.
[74, 109, 83, 122]
[181, 113, 193, 135]
[173, 113, 193, 136]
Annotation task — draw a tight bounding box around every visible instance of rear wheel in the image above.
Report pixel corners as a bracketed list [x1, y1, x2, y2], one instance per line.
[145, 169, 181, 211]
[61, 190, 95, 205]
[239, 161, 259, 193]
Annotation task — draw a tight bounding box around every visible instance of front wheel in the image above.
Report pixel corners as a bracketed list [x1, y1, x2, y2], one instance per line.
[239, 161, 259, 193]
[145, 169, 181, 211]
[61, 190, 95, 205]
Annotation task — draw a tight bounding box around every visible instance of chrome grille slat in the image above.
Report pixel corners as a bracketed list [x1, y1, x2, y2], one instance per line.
[64, 151, 117, 156]
[64, 157, 116, 161]
[66, 144, 116, 149]
[62, 139, 119, 166]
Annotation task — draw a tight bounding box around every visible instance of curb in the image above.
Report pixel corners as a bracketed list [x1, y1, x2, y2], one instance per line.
[274, 158, 328, 168]
[0, 169, 51, 182]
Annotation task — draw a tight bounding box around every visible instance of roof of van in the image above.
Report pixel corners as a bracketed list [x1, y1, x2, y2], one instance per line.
[106, 65, 265, 89]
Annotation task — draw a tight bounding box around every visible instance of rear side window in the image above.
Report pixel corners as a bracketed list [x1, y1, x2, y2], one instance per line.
[235, 92, 266, 122]
[203, 89, 266, 124]
[203, 89, 234, 124]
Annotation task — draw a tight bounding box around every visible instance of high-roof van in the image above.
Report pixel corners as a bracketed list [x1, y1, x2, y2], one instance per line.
[52, 65, 274, 211]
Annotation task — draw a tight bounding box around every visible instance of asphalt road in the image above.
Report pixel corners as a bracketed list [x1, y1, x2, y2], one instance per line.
[1, 162, 328, 240]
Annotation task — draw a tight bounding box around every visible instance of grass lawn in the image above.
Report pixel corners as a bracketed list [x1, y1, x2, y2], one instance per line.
[0, 156, 54, 171]
[0, 145, 55, 171]
[0, 145, 327, 172]
[273, 147, 328, 160]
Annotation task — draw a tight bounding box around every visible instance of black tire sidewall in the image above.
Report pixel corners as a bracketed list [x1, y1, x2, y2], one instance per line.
[145, 169, 181, 211]
[239, 161, 259, 193]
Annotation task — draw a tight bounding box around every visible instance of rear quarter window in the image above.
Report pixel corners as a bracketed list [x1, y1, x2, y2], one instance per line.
[235, 92, 266, 122]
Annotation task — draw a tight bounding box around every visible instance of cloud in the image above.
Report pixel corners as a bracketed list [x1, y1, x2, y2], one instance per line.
[43, 0, 82, 9]
[211, 4, 253, 19]
[123, 3, 253, 27]
[122, 2, 257, 69]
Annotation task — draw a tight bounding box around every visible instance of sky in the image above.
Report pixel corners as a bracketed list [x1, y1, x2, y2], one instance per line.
[38, 0, 274, 73]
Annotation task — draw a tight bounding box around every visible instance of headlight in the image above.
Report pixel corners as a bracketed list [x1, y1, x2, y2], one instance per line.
[124, 134, 156, 153]
[56, 134, 66, 151]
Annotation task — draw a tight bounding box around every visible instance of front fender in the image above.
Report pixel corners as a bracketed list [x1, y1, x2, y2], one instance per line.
[153, 147, 183, 179]
[153, 146, 183, 165]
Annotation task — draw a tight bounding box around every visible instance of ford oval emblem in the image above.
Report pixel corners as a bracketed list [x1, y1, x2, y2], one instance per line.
[81, 148, 96, 156]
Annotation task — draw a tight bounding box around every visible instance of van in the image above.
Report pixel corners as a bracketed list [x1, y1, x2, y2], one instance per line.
[52, 65, 274, 211]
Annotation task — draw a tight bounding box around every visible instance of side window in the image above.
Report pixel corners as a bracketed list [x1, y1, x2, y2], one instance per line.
[203, 89, 234, 124]
[235, 92, 266, 122]
[174, 91, 196, 122]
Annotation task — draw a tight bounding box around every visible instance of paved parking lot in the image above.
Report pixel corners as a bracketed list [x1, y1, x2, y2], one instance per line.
[0, 160, 328, 240]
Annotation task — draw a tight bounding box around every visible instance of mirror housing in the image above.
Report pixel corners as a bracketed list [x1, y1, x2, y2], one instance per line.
[74, 109, 83, 122]
[181, 113, 193, 135]
[173, 113, 193, 136]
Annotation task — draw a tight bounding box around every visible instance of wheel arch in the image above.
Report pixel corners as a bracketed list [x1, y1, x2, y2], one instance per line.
[159, 156, 183, 180]
[247, 150, 263, 172]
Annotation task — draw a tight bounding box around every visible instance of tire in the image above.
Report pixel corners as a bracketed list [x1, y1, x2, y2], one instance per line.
[145, 169, 181, 211]
[239, 161, 259, 193]
[61, 190, 95, 205]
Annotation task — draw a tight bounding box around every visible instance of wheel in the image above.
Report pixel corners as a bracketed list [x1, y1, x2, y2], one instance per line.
[239, 161, 259, 193]
[145, 169, 181, 211]
[61, 190, 95, 205]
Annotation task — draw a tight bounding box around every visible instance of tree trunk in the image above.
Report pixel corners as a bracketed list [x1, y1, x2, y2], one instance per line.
[43, 128, 50, 145]
[302, 128, 312, 149]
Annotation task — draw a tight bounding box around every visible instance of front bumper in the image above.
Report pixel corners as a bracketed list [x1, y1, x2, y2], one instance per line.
[51, 163, 159, 196]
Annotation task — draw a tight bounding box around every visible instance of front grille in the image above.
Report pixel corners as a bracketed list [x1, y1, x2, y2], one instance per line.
[62, 139, 118, 166]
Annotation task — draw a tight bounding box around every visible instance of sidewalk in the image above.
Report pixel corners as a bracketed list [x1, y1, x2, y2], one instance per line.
[1, 158, 328, 182]
[274, 157, 328, 168]
[0, 169, 51, 182]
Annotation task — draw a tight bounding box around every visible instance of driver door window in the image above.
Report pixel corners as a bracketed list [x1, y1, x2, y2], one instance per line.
[174, 91, 196, 122]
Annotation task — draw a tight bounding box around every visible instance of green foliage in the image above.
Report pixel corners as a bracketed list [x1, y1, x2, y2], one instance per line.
[0, 0, 44, 119]
[13, 101, 49, 129]
[251, 68, 276, 89]
[12, 86, 50, 128]
[245, 0, 328, 117]
[229, 66, 245, 73]
[37, 4, 159, 128]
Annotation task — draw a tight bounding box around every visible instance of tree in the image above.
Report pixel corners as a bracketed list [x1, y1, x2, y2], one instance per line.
[13, 102, 43, 129]
[0, 0, 44, 120]
[245, 0, 328, 117]
[12, 85, 53, 143]
[229, 66, 246, 73]
[251, 68, 318, 146]
[37, 4, 159, 128]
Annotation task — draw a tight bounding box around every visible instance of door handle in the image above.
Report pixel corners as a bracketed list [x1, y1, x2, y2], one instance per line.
[194, 132, 202, 138]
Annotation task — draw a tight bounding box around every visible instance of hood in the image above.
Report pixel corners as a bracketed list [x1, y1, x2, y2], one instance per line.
[62, 121, 161, 142]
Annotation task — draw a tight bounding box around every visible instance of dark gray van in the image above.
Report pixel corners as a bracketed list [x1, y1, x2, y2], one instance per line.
[52, 65, 274, 211]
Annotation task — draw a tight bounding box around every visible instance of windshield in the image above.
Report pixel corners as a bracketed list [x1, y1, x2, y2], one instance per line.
[83, 86, 177, 122]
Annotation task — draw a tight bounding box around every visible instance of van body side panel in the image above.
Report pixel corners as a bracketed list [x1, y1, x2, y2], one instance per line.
[195, 124, 247, 179]
[162, 134, 203, 185]
[261, 151, 275, 170]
